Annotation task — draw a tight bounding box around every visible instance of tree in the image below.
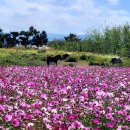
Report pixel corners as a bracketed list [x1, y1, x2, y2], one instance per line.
[19, 31, 31, 47]
[40, 31, 48, 45]
[103, 27, 112, 54]
[29, 26, 48, 46]
[10, 32, 19, 46]
[111, 27, 122, 54]
[122, 23, 130, 44]
[4, 33, 14, 47]
[0, 28, 4, 47]
[64, 33, 80, 41]
[29, 26, 39, 35]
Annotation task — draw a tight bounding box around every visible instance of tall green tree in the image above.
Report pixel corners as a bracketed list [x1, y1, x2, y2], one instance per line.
[122, 23, 130, 44]
[0, 28, 4, 47]
[4, 33, 14, 47]
[10, 32, 19, 46]
[111, 27, 122, 54]
[30, 26, 48, 46]
[19, 31, 31, 47]
[40, 31, 48, 45]
[64, 33, 80, 42]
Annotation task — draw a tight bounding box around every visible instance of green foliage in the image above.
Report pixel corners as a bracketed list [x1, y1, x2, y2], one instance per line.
[0, 26, 48, 48]
[80, 54, 87, 60]
[0, 49, 46, 66]
[0, 48, 130, 66]
[0, 42, 4, 48]
[48, 23, 130, 58]
[48, 40, 65, 50]
[120, 43, 130, 57]
[64, 33, 80, 41]
[122, 57, 130, 66]
[89, 61, 109, 66]
[65, 56, 78, 62]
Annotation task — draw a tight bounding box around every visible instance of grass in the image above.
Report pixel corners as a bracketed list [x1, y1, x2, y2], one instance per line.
[0, 48, 130, 66]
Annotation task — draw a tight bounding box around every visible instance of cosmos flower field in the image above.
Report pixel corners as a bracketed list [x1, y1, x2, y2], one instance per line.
[0, 66, 130, 130]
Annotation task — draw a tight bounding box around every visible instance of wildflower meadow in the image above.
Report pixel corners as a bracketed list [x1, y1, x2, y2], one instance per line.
[0, 66, 130, 130]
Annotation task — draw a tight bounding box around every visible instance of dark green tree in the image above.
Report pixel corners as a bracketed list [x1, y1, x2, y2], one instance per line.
[40, 31, 48, 45]
[10, 32, 19, 46]
[122, 23, 130, 44]
[64, 33, 80, 41]
[29, 26, 48, 46]
[0, 28, 4, 47]
[4, 33, 14, 47]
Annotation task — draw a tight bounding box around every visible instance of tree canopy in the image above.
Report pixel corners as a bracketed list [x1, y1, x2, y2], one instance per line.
[0, 26, 48, 47]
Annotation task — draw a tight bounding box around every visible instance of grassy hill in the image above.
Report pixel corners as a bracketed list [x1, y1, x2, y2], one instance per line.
[0, 48, 130, 66]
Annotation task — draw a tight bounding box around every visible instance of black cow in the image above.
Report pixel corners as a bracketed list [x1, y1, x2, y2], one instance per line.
[47, 55, 62, 66]
[111, 58, 123, 66]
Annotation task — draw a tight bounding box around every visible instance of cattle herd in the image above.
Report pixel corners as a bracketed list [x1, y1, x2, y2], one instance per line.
[47, 54, 123, 66]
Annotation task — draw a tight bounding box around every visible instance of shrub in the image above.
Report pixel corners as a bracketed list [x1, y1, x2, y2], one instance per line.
[21, 54, 30, 58]
[89, 61, 109, 66]
[65, 56, 77, 62]
[89, 61, 100, 66]
[80, 55, 87, 60]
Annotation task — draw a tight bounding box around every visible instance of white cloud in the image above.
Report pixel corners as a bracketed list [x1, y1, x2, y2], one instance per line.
[0, 0, 130, 34]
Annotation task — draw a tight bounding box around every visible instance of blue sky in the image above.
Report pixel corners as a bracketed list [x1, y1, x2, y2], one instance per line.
[0, 0, 130, 34]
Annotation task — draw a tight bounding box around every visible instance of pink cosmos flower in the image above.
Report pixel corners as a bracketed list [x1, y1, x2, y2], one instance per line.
[68, 114, 78, 121]
[95, 87, 100, 91]
[0, 105, 6, 111]
[75, 77, 81, 82]
[4, 114, 12, 122]
[34, 103, 41, 108]
[122, 125, 129, 129]
[101, 83, 108, 89]
[105, 113, 113, 120]
[0, 126, 5, 130]
[25, 115, 33, 120]
[33, 109, 41, 117]
[93, 118, 101, 125]
[12, 119, 20, 127]
[40, 93, 47, 100]
[106, 122, 114, 128]
[27, 81, 34, 87]
[117, 125, 122, 130]
[83, 127, 91, 130]
[125, 115, 130, 122]
[74, 121, 84, 129]
[117, 110, 127, 116]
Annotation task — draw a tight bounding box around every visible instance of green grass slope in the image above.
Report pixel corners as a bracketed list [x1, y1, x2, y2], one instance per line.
[0, 48, 130, 66]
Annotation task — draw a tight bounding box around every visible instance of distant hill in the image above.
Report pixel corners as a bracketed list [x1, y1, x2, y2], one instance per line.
[47, 33, 87, 41]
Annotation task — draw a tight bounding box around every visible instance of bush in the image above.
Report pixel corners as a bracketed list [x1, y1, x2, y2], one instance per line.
[89, 61, 109, 66]
[80, 55, 87, 60]
[21, 54, 30, 58]
[65, 56, 77, 62]
[85, 55, 95, 61]
[89, 61, 100, 66]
